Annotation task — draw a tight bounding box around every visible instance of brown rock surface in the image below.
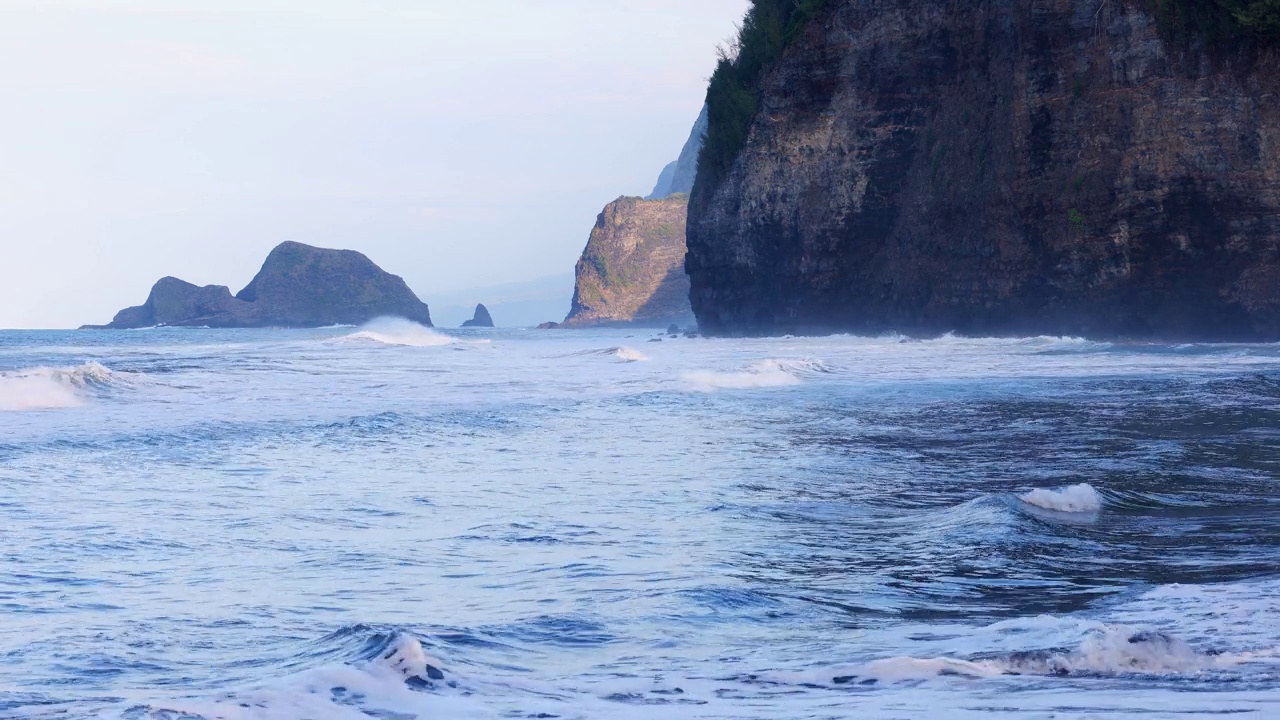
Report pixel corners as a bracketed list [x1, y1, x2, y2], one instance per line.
[686, 0, 1280, 340]
[563, 195, 695, 328]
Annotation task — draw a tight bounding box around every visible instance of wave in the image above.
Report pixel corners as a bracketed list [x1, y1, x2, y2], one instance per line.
[338, 317, 455, 347]
[1018, 483, 1102, 513]
[753, 625, 1274, 690]
[0, 361, 129, 411]
[683, 358, 834, 391]
[572, 346, 650, 363]
[116, 630, 472, 720]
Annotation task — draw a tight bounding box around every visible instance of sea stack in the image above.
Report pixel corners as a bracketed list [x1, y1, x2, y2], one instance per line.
[686, 0, 1280, 341]
[561, 195, 695, 328]
[85, 241, 433, 328]
[461, 304, 494, 328]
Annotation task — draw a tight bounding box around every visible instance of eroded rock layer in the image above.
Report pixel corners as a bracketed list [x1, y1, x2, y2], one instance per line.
[686, 0, 1280, 340]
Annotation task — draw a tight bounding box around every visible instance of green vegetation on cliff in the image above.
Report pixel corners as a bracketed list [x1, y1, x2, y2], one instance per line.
[1148, 0, 1280, 43]
[695, 0, 830, 200]
[695, 0, 1277, 203]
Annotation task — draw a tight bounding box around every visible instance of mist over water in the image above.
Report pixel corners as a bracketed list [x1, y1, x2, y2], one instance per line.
[1, 325, 1278, 719]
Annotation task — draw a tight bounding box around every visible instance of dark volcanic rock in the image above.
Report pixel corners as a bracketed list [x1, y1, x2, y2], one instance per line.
[562, 195, 695, 328]
[95, 277, 256, 329]
[461, 303, 494, 327]
[686, 1, 1280, 341]
[87, 242, 432, 328]
[536, 321, 560, 330]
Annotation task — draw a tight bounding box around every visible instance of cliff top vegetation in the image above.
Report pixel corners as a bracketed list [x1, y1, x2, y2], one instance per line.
[694, 0, 1278, 204]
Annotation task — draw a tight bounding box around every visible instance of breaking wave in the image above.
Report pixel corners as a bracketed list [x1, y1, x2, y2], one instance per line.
[572, 346, 650, 363]
[683, 358, 835, 391]
[115, 630, 473, 720]
[339, 318, 455, 347]
[0, 361, 129, 411]
[754, 621, 1277, 688]
[1019, 483, 1103, 513]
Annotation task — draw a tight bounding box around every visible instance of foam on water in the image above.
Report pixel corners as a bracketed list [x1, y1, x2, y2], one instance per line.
[683, 358, 833, 391]
[339, 317, 455, 347]
[612, 346, 648, 363]
[0, 361, 125, 411]
[108, 634, 485, 720]
[1019, 483, 1103, 513]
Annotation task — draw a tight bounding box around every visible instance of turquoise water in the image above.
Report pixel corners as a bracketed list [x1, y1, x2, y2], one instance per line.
[1, 321, 1278, 719]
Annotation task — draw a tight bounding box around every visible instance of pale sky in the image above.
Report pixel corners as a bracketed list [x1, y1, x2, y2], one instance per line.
[0, 0, 748, 329]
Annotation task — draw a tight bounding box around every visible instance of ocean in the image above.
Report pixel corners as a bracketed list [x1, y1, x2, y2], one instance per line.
[1, 318, 1277, 719]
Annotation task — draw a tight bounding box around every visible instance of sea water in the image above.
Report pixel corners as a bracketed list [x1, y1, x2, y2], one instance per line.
[1, 320, 1277, 719]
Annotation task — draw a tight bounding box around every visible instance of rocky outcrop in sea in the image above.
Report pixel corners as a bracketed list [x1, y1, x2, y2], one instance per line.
[686, 0, 1280, 340]
[85, 241, 433, 329]
[562, 195, 695, 328]
[461, 304, 494, 328]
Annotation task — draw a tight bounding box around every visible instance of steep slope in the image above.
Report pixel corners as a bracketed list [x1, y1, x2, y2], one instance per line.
[686, 0, 1280, 340]
[563, 195, 694, 328]
[647, 105, 709, 199]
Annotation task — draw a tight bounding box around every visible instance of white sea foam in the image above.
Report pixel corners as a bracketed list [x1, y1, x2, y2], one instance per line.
[683, 358, 833, 391]
[108, 634, 486, 720]
[340, 318, 455, 347]
[612, 346, 648, 362]
[0, 361, 124, 411]
[1019, 483, 1102, 513]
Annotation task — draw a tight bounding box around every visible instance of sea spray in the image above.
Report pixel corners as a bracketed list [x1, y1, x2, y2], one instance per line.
[683, 358, 833, 391]
[340, 317, 455, 347]
[0, 361, 126, 411]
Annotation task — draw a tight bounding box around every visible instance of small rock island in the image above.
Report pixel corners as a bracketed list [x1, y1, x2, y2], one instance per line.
[84, 241, 433, 329]
[461, 304, 494, 328]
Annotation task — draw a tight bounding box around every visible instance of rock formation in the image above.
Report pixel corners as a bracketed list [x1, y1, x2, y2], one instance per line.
[562, 195, 695, 328]
[85, 241, 432, 328]
[686, 0, 1280, 340]
[461, 303, 494, 327]
[647, 105, 708, 200]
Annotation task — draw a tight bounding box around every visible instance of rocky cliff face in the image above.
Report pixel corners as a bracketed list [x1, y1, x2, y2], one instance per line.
[87, 241, 432, 328]
[648, 105, 708, 199]
[687, 0, 1280, 340]
[563, 196, 695, 327]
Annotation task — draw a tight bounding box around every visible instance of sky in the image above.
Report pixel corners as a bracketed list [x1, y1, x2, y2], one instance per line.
[0, 0, 749, 329]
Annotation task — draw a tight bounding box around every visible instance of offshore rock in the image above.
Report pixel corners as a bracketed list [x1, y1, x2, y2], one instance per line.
[86, 241, 432, 328]
[461, 303, 494, 327]
[686, 0, 1280, 341]
[563, 195, 695, 328]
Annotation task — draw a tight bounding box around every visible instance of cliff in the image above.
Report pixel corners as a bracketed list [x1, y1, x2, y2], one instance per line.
[686, 0, 1280, 340]
[86, 242, 432, 328]
[647, 105, 708, 200]
[562, 195, 695, 327]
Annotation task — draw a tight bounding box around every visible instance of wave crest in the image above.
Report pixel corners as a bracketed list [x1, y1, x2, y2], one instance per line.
[340, 318, 455, 347]
[0, 361, 128, 411]
[683, 358, 834, 391]
[1019, 483, 1102, 513]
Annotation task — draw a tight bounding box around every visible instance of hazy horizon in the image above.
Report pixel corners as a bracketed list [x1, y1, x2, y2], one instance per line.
[0, 0, 748, 329]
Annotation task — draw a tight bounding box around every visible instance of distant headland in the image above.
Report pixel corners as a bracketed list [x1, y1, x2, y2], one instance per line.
[82, 241, 433, 329]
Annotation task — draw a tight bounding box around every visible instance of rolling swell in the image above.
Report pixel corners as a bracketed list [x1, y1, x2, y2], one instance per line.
[4, 329, 1280, 719]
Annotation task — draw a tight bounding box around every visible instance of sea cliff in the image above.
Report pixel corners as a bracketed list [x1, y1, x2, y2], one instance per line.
[686, 0, 1280, 340]
[563, 195, 695, 328]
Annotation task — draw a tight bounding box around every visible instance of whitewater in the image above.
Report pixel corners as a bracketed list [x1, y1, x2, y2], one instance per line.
[1, 322, 1278, 719]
